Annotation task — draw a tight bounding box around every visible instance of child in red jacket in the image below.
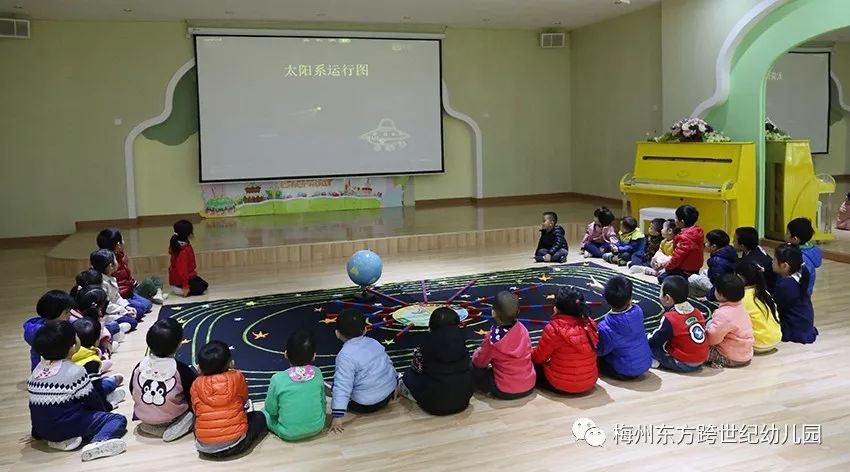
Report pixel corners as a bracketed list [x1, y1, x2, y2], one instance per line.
[471, 291, 536, 399]
[532, 287, 599, 394]
[97, 228, 165, 306]
[168, 220, 208, 297]
[659, 205, 705, 283]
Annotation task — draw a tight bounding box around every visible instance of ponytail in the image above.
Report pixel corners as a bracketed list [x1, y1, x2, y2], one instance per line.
[736, 261, 778, 323]
[775, 243, 808, 300]
[171, 219, 194, 254]
[799, 265, 811, 300]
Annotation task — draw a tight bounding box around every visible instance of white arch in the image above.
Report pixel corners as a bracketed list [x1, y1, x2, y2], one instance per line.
[441, 80, 484, 198]
[691, 0, 790, 118]
[124, 58, 196, 219]
[832, 70, 850, 114]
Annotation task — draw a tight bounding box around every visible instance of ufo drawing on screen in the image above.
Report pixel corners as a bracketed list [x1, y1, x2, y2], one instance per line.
[360, 118, 410, 151]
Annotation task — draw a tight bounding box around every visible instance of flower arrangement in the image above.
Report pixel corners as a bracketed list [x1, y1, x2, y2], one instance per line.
[765, 117, 792, 141]
[649, 118, 730, 143]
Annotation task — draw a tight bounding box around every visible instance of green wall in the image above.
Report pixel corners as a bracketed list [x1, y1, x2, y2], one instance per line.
[0, 21, 572, 238]
[661, 0, 763, 125]
[570, 4, 662, 199]
[0, 21, 192, 238]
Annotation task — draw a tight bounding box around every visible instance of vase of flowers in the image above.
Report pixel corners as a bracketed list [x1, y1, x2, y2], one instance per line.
[649, 118, 730, 143]
[765, 117, 792, 141]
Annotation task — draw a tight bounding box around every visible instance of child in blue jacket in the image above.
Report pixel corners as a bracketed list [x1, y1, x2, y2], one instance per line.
[773, 244, 818, 344]
[591, 276, 652, 379]
[604, 216, 646, 267]
[24, 290, 75, 371]
[786, 218, 821, 296]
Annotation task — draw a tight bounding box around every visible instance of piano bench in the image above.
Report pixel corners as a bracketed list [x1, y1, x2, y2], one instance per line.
[639, 207, 677, 231]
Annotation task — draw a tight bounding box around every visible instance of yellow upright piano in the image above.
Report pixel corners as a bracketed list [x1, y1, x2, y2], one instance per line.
[619, 142, 756, 234]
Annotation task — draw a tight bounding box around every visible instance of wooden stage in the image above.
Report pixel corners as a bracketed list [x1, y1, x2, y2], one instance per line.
[46, 199, 602, 276]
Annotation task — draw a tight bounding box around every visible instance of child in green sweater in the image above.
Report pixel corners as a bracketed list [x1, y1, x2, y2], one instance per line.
[262, 330, 326, 441]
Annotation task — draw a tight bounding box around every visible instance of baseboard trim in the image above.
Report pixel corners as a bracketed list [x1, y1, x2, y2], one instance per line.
[415, 192, 621, 209]
[75, 213, 202, 231]
[0, 234, 68, 249]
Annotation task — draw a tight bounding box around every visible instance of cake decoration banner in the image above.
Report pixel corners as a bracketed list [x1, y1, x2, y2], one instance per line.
[201, 177, 406, 218]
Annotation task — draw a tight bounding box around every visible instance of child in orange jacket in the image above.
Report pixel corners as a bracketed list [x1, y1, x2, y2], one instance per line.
[191, 341, 267, 458]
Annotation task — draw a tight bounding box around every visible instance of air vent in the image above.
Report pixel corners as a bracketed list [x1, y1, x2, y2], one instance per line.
[539, 32, 565, 49]
[0, 18, 31, 39]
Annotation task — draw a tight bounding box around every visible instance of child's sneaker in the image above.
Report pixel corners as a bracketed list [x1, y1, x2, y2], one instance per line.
[559, 254, 567, 263]
[618, 258, 628, 266]
[629, 264, 644, 274]
[138, 423, 168, 437]
[602, 253, 615, 263]
[118, 322, 132, 334]
[106, 388, 126, 407]
[651, 359, 660, 369]
[583, 251, 592, 259]
[81, 438, 126, 462]
[48, 436, 82, 451]
[112, 330, 125, 343]
[111, 341, 120, 352]
[152, 288, 165, 305]
[397, 379, 416, 402]
[162, 412, 194, 442]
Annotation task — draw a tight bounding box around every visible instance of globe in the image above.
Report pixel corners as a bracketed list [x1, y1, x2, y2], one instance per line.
[346, 250, 383, 287]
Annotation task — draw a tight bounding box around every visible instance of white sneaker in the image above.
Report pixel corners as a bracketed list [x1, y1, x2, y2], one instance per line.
[138, 423, 168, 437]
[583, 251, 593, 259]
[162, 412, 194, 442]
[106, 388, 126, 407]
[48, 436, 82, 451]
[111, 341, 120, 352]
[243, 399, 254, 412]
[651, 359, 660, 369]
[152, 288, 165, 305]
[118, 322, 132, 334]
[397, 380, 416, 402]
[81, 438, 126, 462]
[161, 291, 169, 300]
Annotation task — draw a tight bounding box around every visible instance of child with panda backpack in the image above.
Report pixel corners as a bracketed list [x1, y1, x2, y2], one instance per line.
[129, 319, 197, 442]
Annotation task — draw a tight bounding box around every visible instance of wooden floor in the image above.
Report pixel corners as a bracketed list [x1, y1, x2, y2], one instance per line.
[4, 242, 850, 471]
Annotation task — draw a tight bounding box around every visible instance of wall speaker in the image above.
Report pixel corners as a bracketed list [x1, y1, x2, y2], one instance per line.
[539, 32, 565, 49]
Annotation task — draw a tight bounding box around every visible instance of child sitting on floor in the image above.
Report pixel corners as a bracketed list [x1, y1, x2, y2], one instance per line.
[534, 211, 568, 263]
[593, 276, 652, 380]
[648, 275, 709, 372]
[581, 207, 618, 258]
[631, 219, 676, 276]
[28, 320, 127, 461]
[330, 309, 399, 433]
[659, 205, 705, 283]
[688, 229, 737, 299]
[642, 218, 666, 265]
[97, 228, 165, 307]
[263, 330, 326, 441]
[532, 287, 599, 394]
[169, 219, 208, 297]
[24, 290, 74, 371]
[786, 217, 821, 296]
[472, 291, 536, 399]
[837, 192, 850, 231]
[734, 226, 777, 293]
[131, 318, 197, 442]
[736, 261, 781, 354]
[90, 249, 141, 327]
[399, 307, 474, 415]
[71, 317, 124, 405]
[192, 340, 267, 458]
[71, 283, 123, 354]
[603, 216, 646, 267]
[773, 244, 818, 344]
[705, 274, 754, 368]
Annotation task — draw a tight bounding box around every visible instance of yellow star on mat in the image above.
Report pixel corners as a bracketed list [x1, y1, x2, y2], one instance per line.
[546, 294, 556, 300]
[319, 317, 336, 324]
[314, 307, 324, 312]
[474, 329, 489, 336]
[633, 299, 639, 304]
[539, 275, 552, 282]
[246, 301, 256, 306]
[181, 338, 190, 345]
[381, 339, 395, 346]
[172, 306, 182, 311]
[252, 331, 268, 339]
[295, 294, 302, 297]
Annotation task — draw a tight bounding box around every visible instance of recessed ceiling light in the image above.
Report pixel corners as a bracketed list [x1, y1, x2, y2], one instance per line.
[123, 8, 133, 13]
[224, 11, 233, 15]
[614, 0, 631, 4]
[316, 13, 326, 17]
[402, 16, 412, 20]
[553, 21, 562, 25]
[482, 18, 491, 22]
[13, 5, 24, 9]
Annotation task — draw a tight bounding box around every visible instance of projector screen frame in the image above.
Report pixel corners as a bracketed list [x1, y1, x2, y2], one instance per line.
[768, 49, 832, 155]
[192, 32, 446, 183]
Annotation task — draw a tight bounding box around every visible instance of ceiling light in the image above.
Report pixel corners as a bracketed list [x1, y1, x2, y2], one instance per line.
[224, 11, 233, 15]
[316, 13, 326, 17]
[482, 18, 491, 22]
[402, 16, 412, 21]
[553, 21, 562, 25]
[13, 5, 24, 9]
[123, 8, 133, 12]
[614, 0, 631, 4]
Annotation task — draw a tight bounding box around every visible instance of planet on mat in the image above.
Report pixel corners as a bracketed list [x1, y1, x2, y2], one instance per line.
[159, 263, 715, 400]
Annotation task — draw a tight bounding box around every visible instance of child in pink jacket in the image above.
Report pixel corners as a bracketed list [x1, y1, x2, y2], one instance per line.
[706, 274, 754, 368]
[581, 207, 619, 258]
[471, 291, 536, 399]
[837, 192, 850, 231]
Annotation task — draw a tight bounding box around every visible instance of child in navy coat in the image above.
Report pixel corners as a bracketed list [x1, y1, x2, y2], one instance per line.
[603, 216, 646, 267]
[773, 244, 818, 344]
